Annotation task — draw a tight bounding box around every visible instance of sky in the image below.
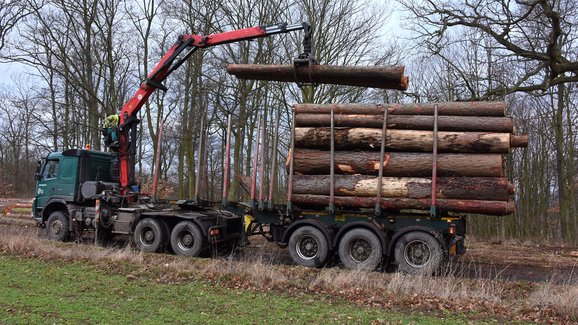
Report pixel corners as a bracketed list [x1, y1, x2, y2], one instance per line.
[0, 61, 28, 85]
[0, 1, 409, 87]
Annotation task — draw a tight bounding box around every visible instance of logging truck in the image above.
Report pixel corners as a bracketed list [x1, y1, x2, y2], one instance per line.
[31, 22, 527, 275]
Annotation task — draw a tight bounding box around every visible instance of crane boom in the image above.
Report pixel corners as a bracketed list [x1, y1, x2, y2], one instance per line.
[113, 22, 310, 190]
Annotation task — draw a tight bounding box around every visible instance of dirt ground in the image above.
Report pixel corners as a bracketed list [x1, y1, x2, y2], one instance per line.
[2, 206, 576, 286]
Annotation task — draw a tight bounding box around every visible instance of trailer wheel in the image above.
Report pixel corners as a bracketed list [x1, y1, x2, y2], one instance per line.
[394, 231, 443, 275]
[288, 226, 328, 268]
[134, 218, 168, 253]
[46, 211, 69, 242]
[170, 221, 204, 257]
[338, 228, 382, 271]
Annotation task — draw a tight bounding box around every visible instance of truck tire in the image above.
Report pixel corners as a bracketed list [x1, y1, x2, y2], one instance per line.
[338, 228, 382, 271]
[288, 226, 328, 268]
[46, 211, 69, 242]
[170, 221, 204, 257]
[133, 218, 168, 253]
[394, 231, 443, 275]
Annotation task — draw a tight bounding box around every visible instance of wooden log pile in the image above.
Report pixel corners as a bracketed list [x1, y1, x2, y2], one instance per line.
[289, 101, 528, 216]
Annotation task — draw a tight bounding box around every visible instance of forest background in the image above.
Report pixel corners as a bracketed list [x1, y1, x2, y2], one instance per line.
[0, 0, 577, 244]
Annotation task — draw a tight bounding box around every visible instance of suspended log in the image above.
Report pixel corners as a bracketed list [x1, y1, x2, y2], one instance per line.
[291, 194, 516, 216]
[294, 127, 513, 153]
[291, 149, 504, 177]
[293, 102, 506, 116]
[294, 114, 514, 133]
[227, 64, 408, 90]
[292, 175, 513, 201]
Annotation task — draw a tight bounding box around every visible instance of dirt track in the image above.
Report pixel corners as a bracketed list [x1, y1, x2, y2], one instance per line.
[2, 212, 577, 285]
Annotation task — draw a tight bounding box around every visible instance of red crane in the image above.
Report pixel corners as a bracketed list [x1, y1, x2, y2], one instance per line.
[109, 22, 311, 191]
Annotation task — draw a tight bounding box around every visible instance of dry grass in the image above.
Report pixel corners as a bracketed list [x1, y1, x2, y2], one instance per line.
[387, 272, 505, 302]
[527, 268, 578, 319]
[529, 284, 578, 318]
[0, 225, 145, 265]
[0, 224, 576, 323]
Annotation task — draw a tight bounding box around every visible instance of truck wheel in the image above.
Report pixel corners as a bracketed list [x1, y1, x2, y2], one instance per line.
[288, 226, 328, 268]
[338, 228, 382, 271]
[133, 218, 168, 253]
[170, 221, 204, 257]
[394, 231, 443, 275]
[46, 211, 69, 242]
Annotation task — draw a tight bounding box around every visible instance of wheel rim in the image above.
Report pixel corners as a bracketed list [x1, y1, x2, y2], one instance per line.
[140, 227, 155, 245]
[296, 235, 318, 260]
[50, 219, 63, 236]
[177, 229, 195, 251]
[349, 238, 372, 262]
[404, 239, 432, 268]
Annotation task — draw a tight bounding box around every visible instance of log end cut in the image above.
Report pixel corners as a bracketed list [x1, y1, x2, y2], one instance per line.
[399, 76, 409, 91]
[510, 134, 529, 148]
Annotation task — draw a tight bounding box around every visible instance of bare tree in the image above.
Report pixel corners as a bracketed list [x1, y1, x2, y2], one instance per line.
[400, 0, 578, 97]
[0, 0, 40, 55]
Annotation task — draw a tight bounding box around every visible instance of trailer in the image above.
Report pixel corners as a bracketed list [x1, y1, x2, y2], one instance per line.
[221, 107, 468, 274]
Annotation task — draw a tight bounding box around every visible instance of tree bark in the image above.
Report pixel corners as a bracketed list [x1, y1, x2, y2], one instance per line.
[292, 102, 506, 116]
[291, 149, 504, 177]
[294, 127, 515, 153]
[294, 114, 514, 132]
[291, 194, 516, 215]
[227, 64, 408, 90]
[292, 175, 513, 201]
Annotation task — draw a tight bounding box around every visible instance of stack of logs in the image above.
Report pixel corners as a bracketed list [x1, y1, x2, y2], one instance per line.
[226, 63, 528, 215]
[289, 102, 528, 215]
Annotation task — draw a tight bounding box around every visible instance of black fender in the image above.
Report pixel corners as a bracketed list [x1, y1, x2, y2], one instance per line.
[387, 225, 447, 258]
[41, 198, 72, 231]
[42, 198, 69, 220]
[281, 219, 334, 248]
[333, 221, 388, 255]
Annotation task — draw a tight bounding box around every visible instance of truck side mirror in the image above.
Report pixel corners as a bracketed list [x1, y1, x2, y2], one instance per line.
[35, 160, 42, 180]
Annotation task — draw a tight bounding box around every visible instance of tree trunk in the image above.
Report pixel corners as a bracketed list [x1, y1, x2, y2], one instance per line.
[227, 64, 408, 90]
[291, 194, 516, 215]
[295, 114, 514, 132]
[292, 175, 513, 201]
[291, 149, 504, 177]
[294, 128, 523, 153]
[554, 84, 568, 241]
[292, 102, 506, 116]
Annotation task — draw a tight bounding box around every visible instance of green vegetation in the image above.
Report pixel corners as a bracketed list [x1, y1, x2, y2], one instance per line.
[0, 255, 470, 324]
[9, 207, 32, 213]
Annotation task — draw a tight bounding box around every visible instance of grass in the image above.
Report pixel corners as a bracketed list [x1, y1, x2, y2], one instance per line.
[0, 224, 576, 323]
[0, 255, 467, 324]
[8, 207, 31, 213]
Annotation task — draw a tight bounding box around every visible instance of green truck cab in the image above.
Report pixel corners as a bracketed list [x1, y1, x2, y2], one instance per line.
[33, 149, 116, 238]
